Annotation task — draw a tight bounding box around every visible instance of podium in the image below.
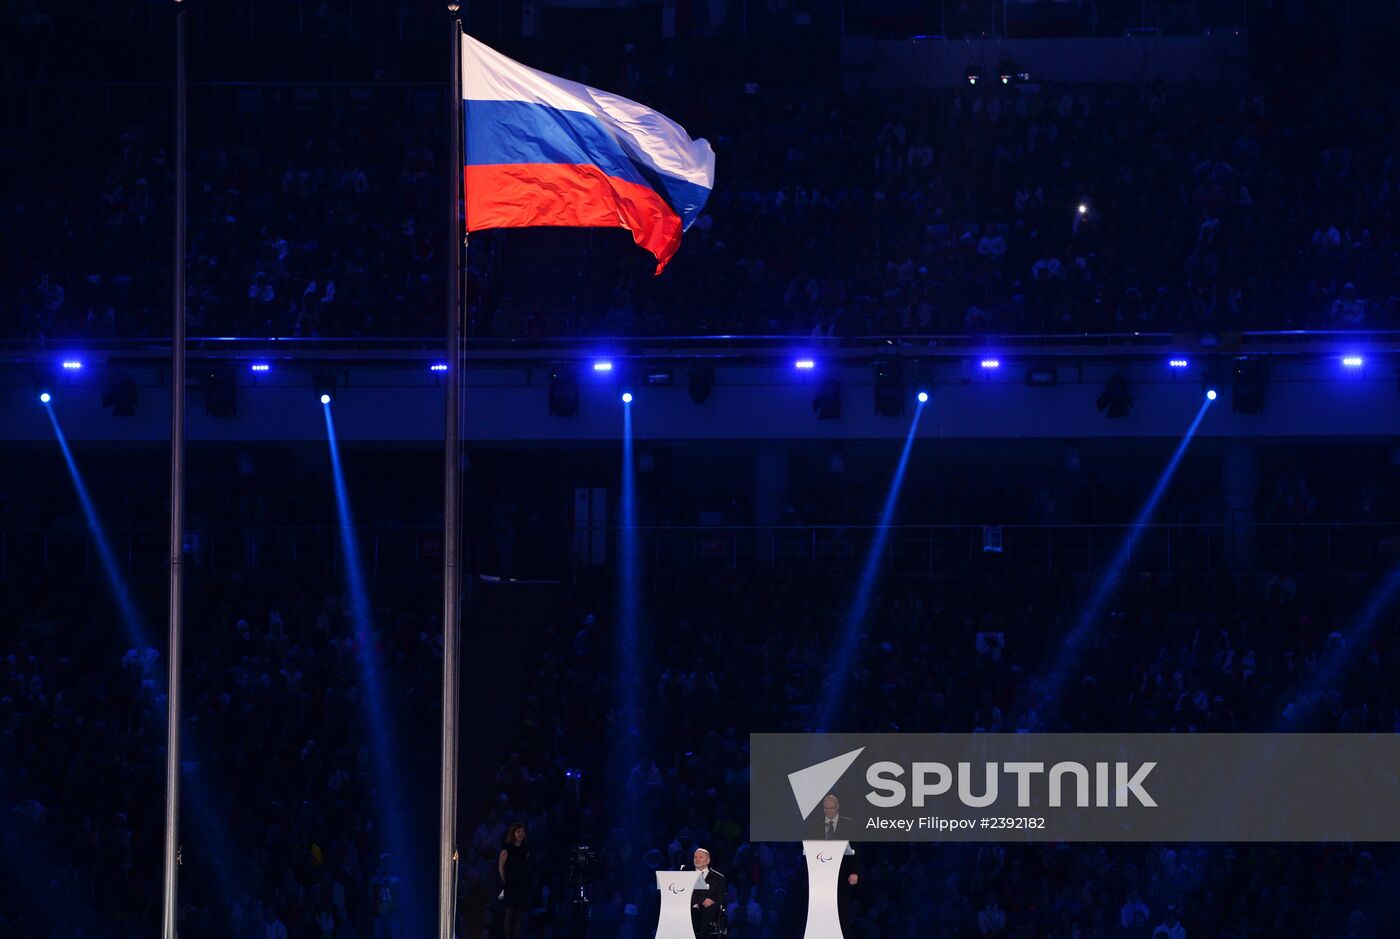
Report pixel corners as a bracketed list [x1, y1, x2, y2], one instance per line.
[802, 840, 852, 939]
[653, 870, 708, 939]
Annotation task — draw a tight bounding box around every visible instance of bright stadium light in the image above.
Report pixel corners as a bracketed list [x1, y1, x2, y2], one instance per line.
[980, 358, 1001, 369]
[61, 360, 83, 370]
[593, 360, 614, 373]
[917, 391, 929, 403]
[1206, 388, 1218, 401]
[430, 363, 448, 372]
[794, 359, 816, 371]
[314, 371, 336, 406]
[1342, 355, 1365, 368]
[1168, 358, 1189, 369]
[39, 391, 52, 404]
[621, 391, 633, 404]
[250, 363, 270, 372]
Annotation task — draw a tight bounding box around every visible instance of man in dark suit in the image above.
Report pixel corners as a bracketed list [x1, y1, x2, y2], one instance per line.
[813, 793, 859, 843]
[690, 847, 727, 936]
[811, 794, 861, 935]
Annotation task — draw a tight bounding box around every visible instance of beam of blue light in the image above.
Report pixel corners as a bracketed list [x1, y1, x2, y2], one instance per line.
[39, 391, 52, 404]
[817, 400, 926, 730]
[1036, 397, 1213, 715]
[917, 391, 929, 403]
[1286, 562, 1400, 726]
[46, 405, 147, 647]
[46, 404, 242, 912]
[621, 391, 633, 404]
[322, 404, 421, 930]
[616, 400, 642, 789]
[1205, 388, 1217, 401]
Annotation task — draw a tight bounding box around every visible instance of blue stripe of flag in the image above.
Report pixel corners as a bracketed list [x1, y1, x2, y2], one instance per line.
[464, 99, 711, 228]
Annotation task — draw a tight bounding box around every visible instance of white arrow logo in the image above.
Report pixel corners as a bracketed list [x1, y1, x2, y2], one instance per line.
[787, 747, 865, 820]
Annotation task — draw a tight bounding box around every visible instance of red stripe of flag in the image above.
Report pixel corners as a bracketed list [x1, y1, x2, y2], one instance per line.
[465, 163, 685, 274]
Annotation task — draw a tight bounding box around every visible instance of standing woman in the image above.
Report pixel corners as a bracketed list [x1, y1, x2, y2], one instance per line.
[498, 822, 532, 938]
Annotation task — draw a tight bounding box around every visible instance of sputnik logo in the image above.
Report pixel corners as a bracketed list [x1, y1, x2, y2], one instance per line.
[787, 747, 865, 819]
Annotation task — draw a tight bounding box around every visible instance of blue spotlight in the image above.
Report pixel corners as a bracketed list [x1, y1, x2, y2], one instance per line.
[818, 398, 926, 730]
[1035, 396, 1214, 716]
[61, 360, 83, 370]
[45, 408, 244, 910]
[39, 391, 52, 404]
[1342, 355, 1364, 369]
[1206, 388, 1218, 401]
[322, 407, 419, 928]
[614, 389, 646, 834]
[621, 391, 633, 404]
[319, 393, 331, 405]
[46, 408, 145, 646]
[593, 360, 614, 373]
[1168, 358, 1189, 369]
[980, 358, 1001, 369]
[917, 390, 929, 403]
[249, 363, 270, 373]
[429, 363, 448, 372]
[794, 358, 816, 371]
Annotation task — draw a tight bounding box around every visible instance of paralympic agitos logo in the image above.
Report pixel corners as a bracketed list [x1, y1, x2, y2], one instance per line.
[788, 747, 1158, 814]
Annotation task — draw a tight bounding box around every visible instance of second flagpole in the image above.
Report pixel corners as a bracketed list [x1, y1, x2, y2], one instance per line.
[438, 5, 465, 939]
[161, 3, 188, 937]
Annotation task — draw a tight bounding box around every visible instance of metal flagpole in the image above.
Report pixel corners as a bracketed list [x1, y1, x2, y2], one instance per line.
[161, 2, 189, 938]
[439, 6, 465, 939]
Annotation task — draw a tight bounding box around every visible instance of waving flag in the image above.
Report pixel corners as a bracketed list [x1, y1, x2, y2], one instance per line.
[461, 34, 715, 273]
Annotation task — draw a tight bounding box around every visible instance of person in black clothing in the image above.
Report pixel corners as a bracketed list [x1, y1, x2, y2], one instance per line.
[690, 848, 727, 937]
[498, 823, 532, 938]
[812, 793, 860, 841]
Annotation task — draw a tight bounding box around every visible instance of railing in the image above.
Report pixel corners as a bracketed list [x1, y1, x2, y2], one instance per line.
[639, 522, 1400, 574]
[6, 330, 1400, 364]
[5, 522, 1400, 579]
[0, 526, 445, 580]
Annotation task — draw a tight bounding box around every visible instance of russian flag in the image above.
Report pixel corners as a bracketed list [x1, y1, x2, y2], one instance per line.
[461, 34, 715, 274]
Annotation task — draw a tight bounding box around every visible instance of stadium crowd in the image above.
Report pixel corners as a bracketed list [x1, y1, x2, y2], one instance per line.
[4, 438, 1400, 936]
[5, 76, 1399, 342]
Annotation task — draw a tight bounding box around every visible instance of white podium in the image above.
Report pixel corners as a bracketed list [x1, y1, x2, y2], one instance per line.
[802, 840, 852, 939]
[654, 870, 708, 939]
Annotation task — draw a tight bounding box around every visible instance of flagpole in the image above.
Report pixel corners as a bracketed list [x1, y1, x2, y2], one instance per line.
[161, 2, 188, 938]
[438, 6, 465, 939]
